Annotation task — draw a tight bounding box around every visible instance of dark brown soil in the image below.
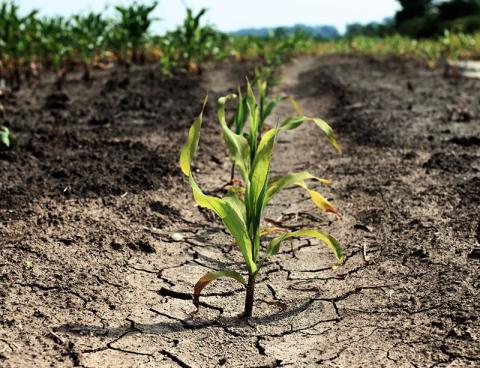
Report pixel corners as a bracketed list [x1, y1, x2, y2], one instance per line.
[1, 56, 479, 367]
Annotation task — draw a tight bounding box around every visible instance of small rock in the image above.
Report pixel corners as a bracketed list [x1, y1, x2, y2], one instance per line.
[138, 240, 156, 254]
[171, 233, 184, 242]
[111, 239, 124, 251]
[468, 248, 480, 260]
[354, 223, 373, 232]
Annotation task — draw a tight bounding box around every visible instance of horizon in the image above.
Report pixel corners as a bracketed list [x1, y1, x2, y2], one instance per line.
[18, 0, 401, 35]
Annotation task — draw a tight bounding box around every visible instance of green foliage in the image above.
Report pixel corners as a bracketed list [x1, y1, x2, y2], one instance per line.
[394, 0, 480, 37]
[71, 12, 108, 63]
[111, 1, 158, 63]
[0, 1, 38, 62]
[0, 0, 479, 87]
[35, 17, 73, 70]
[159, 7, 230, 73]
[180, 82, 343, 317]
[0, 126, 16, 150]
[395, 0, 432, 23]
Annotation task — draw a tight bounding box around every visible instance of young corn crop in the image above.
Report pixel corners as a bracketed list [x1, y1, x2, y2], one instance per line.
[159, 7, 229, 74]
[180, 82, 343, 317]
[111, 1, 158, 64]
[1, 0, 478, 89]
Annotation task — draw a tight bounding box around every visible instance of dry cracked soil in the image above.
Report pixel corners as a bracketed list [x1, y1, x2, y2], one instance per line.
[1, 55, 479, 367]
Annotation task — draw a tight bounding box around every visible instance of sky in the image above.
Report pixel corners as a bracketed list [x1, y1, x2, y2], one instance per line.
[19, 0, 401, 34]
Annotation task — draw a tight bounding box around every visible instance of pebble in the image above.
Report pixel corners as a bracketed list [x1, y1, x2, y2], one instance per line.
[171, 233, 184, 242]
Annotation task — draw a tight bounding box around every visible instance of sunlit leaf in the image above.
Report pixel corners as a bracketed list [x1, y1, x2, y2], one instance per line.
[217, 94, 250, 181]
[280, 116, 341, 152]
[265, 171, 332, 205]
[179, 96, 208, 176]
[266, 229, 343, 262]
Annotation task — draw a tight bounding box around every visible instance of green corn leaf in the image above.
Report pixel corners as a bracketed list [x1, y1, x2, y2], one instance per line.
[180, 99, 256, 274]
[262, 95, 301, 124]
[310, 117, 341, 153]
[250, 128, 276, 211]
[0, 127, 15, 150]
[180, 96, 208, 176]
[188, 165, 256, 275]
[0, 127, 11, 148]
[194, 270, 246, 308]
[279, 116, 305, 130]
[265, 229, 343, 262]
[233, 86, 247, 134]
[280, 116, 341, 152]
[248, 128, 278, 260]
[262, 96, 282, 122]
[217, 95, 250, 181]
[265, 171, 332, 205]
[224, 192, 247, 225]
[246, 81, 260, 147]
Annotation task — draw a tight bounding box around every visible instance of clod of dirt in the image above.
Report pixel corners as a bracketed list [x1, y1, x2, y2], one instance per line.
[468, 248, 480, 260]
[87, 114, 111, 126]
[128, 240, 156, 253]
[423, 152, 478, 173]
[44, 92, 70, 109]
[457, 177, 480, 205]
[58, 238, 75, 246]
[354, 223, 373, 232]
[449, 136, 480, 147]
[402, 151, 418, 160]
[149, 201, 182, 217]
[447, 106, 474, 122]
[110, 238, 124, 251]
[411, 248, 429, 259]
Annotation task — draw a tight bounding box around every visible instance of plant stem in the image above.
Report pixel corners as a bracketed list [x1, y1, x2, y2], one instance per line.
[244, 273, 256, 317]
[230, 164, 235, 183]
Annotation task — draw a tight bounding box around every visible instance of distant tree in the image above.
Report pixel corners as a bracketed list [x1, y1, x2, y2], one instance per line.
[437, 0, 480, 21]
[395, 0, 433, 23]
[345, 20, 394, 37]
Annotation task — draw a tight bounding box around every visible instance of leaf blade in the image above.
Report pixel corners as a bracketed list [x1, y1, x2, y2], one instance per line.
[266, 229, 343, 262]
[179, 96, 208, 176]
[194, 270, 246, 308]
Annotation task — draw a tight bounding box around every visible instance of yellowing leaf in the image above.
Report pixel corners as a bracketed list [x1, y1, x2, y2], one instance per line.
[265, 171, 333, 205]
[194, 270, 246, 308]
[296, 181, 339, 216]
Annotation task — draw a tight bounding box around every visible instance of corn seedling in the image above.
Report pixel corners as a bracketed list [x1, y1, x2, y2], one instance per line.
[0, 126, 15, 150]
[180, 83, 343, 317]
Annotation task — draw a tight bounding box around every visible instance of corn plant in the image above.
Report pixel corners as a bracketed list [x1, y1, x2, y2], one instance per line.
[0, 1, 38, 88]
[71, 12, 109, 80]
[159, 7, 229, 74]
[180, 83, 343, 317]
[112, 1, 158, 64]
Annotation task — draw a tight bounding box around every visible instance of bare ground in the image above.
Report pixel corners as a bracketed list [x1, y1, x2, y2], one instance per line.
[1, 55, 479, 367]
